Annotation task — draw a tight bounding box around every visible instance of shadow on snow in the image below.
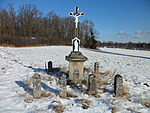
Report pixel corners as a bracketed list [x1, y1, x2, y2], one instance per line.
[84, 48, 150, 59]
[41, 82, 59, 95]
[12, 60, 45, 72]
[15, 81, 33, 95]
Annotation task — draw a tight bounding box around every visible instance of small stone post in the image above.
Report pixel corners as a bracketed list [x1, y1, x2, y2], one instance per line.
[94, 62, 100, 82]
[59, 74, 67, 98]
[73, 69, 79, 84]
[88, 74, 96, 95]
[32, 73, 41, 98]
[48, 61, 53, 73]
[114, 74, 123, 97]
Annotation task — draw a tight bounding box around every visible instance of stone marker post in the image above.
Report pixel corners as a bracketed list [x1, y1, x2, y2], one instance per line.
[48, 61, 53, 73]
[88, 74, 96, 95]
[94, 62, 100, 82]
[32, 73, 41, 98]
[59, 74, 67, 98]
[114, 74, 123, 97]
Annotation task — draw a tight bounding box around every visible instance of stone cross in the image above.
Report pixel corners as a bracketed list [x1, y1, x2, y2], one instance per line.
[69, 6, 84, 38]
[72, 37, 80, 52]
[114, 74, 123, 97]
[88, 74, 96, 95]
[59, 74, 67, 98]
[32, 73, 41, 98]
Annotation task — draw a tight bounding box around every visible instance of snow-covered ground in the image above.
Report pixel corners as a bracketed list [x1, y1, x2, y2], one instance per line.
[0, 46, 149, 113]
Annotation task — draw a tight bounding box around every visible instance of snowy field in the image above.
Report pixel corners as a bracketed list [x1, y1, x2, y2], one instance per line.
[0, 46, 150, 113]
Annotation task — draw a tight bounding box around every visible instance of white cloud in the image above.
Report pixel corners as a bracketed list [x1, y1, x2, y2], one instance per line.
[135, 34, 144, 38]
[135, 31, 142, 34]
[118, 30, 126, 35]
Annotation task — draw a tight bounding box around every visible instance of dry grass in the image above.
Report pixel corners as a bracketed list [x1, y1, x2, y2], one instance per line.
[24, 98, 33, 103]
[122, 85, 130, 97]
[0, 44, 15, 47]
[60, 68, 68, 72]
[111, 107, 118, 113]
[97, 81, 109, 87]
[27, 79, 33, 86]
[67, 92, 78, 98]
[41, 91, 54, 98]
[105, 71, 111, 75]
[52, 105, 65, 113]
[81, 99, 92, 109]
[105, 71, 115, 79]
[142, 101, 150, 107]
[96, 89, 104, 94]
[140, 98, 150, 107]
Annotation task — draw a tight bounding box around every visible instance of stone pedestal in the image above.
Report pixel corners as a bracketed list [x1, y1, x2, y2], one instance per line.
[66, 51, 88, 84]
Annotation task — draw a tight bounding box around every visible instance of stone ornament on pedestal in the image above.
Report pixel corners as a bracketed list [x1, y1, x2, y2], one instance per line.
[72, 37, 80, 52]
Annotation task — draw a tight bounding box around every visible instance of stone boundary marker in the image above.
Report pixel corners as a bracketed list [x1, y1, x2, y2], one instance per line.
[32, 73, 41, 98]
[59, 74, 67, 98]
[88, 74, 96, 95]
[114, 74, 123, 97]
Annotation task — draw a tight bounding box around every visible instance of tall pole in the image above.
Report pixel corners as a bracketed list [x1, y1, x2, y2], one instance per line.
[69, 6, 85, 38]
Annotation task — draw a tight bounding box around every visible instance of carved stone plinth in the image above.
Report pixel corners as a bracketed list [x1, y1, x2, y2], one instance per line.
[66, 51, 88, 84]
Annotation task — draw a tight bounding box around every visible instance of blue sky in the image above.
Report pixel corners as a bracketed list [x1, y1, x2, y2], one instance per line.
[0, 0, 150, 43]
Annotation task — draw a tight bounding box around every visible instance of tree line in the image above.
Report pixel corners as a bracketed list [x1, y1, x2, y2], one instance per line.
[97, 41, 150, 50]
[0, 4, 97, 48]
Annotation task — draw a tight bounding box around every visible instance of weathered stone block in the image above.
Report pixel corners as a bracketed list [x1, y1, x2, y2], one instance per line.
[59, 74, 67, 98]
[114, 74, 123, 97]
[93, 62, 100, 82]
[48, 61, 53, 73]
[32, 73, 41, 98]
[88, 74, 96, 95]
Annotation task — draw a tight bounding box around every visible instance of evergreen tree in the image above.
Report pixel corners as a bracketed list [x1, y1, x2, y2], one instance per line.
[89, 28, 97, 49]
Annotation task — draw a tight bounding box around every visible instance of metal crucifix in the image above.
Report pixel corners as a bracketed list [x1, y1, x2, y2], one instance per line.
[69, 6, 84, 38]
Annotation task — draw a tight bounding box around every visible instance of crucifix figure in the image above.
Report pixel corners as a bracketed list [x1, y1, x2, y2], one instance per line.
[69, 6, 84, 52]
[69, 6, 84, 38]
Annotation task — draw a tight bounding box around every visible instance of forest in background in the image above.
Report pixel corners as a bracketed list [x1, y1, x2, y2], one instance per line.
[0, 4, 97, 49]
[0, 4, 150, 50]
